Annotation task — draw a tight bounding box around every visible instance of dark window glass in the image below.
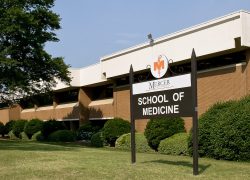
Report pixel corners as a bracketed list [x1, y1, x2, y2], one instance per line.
[55, 89, 79, 104]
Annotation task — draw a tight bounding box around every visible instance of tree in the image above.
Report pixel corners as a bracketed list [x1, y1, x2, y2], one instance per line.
[0, 0, 70, 103]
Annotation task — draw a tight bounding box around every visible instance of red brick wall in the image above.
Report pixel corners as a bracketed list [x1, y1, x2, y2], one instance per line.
[113, 60, 249, 132]
[0, 108, 9, 124]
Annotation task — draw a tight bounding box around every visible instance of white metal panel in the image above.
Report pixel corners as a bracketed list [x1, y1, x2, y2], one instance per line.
[53, 79, 68, 90]
[241, 11, 250, 47]
[79, 63, 107, 86]
[53, 68, 80, 90]
[54, 63, 107, 89]
[70, 69, 81, 86]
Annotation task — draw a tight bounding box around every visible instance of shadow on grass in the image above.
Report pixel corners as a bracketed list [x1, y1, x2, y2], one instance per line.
[0, 139, 90, 152]
[143, 159, 211, 174]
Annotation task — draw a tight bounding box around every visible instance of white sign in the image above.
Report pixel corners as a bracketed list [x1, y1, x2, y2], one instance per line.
[150, 55, 169, 79]
[132, 74, 191, 95]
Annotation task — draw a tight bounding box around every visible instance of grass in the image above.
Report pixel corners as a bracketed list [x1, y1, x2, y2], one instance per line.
[0, 139, 249, 180]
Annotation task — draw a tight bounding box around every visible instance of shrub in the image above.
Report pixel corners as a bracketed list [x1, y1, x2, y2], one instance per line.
[12, 119, 28, 138]
[41, 120, 66, 139]
[48, 130, 75, 142]
[188, 97, 250, 161]
[188, 101, 234, 157]
[102, 118, 131, 147]
[8, 130, 19, 140]
[31, 131, 44, 141]
[91, 132, 104, 147]
[115, 133, 154, 153]
[20, 131, 29, 140]
[159, 133, 189, 156]
[76, 122, 102, 141]
[0, 122, 5, 137]
[24, 119, 43, 139]
[144, 117, 185, 151]
[31, 131, 42, 141]
[4, 120, 16, 134]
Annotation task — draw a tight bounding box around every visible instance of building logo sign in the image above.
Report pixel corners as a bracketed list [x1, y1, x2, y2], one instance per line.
[132, 74, 192, 119]
[150, 55, 169, 79]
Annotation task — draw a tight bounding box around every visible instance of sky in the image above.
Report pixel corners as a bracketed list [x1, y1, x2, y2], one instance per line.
[45, 0, 250, 68]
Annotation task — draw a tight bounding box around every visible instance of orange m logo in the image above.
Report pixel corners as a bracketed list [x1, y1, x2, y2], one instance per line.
[154, 57, 164, 77]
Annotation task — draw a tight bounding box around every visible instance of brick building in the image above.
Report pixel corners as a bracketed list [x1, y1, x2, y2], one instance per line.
[1, 10, 250, 132]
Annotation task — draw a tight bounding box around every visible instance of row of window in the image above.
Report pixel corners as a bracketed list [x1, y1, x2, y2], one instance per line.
[0, 51, 246, 109]
[115, 51, 246, 85]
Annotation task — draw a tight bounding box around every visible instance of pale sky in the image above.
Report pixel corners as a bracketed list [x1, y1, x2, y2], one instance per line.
[45, 0, 250, 68]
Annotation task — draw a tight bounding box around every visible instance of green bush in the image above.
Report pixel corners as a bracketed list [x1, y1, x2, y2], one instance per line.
[188, 97, 250, 161]
[48, 130, 75, 142]
[4, 120, 16, 134]
[159, 133, 188, 156]
[32, 131, 44, 141]
[31, 131, 43, 141]
[91, 132, 104, 147]
[102, 118, 131, 147]
[115, 133, 154, 153]
[20, 131, 29, 140]
[8, 130, 19, 140]
[12, 119, 28, 138]
[144, 117, 185, 151]
[76, 122, 102, 140]
[41, 120, 66, 139]
[0, 122, 5, 137]
[188, 101, 234, 157]
[24, 119, 43, 139]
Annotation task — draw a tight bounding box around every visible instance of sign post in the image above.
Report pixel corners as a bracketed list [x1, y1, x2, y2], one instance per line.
[130, 65, 136, 164]
[129, 51, 199, 175]
[191, 49, 198, 175]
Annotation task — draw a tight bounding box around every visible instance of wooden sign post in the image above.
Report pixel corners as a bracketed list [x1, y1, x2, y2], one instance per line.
[129, 49, 198, 175]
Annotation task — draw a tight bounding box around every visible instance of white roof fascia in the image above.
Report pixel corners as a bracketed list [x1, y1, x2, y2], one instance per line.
[240, 11, 250, 47]
[53, 68, 81, 90]
[100, 10, 248, 78]
[79, 63, 107, 86]
[53, 63, 107, 90]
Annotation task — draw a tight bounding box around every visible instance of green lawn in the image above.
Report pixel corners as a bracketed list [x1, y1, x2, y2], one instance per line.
[0, 140, 249, 180]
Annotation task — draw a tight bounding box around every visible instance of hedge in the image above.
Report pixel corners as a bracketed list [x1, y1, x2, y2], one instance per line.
[24, 119, 43, 139]
[0, 122, 5, 137]
[20, 132, 29, 141]
[144, 117, 185, 151]
[115, 133, 154, 153]
[76, 122, 102, 141]
[159, 133, 189, 156]
[8, 130, 19, 140]
[31, 131, 44, 141]
[102, 118, 131, 147]
[48, 130, 75, 142]
[41, 120, 66, 139]
[4, 120, 16, 134]
[31, 131, 42, 141]
[12, 120, 28, 138]
[188, 97, 250, 161]
[91, 132, 104, 147]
